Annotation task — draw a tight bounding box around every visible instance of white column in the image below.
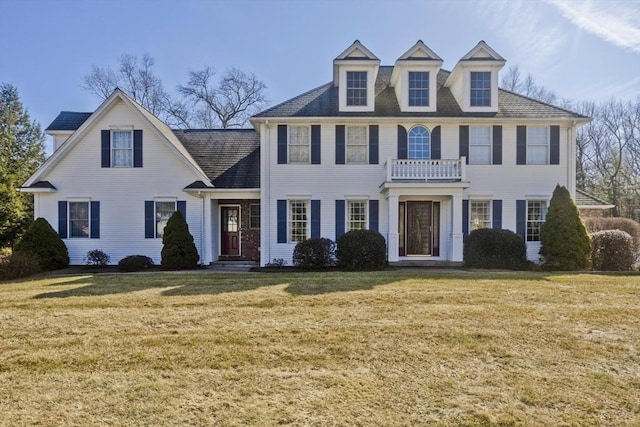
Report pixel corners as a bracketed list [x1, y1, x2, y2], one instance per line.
[451, 194, 463, 262]
[203, 195, 212, 264]
[387, 195, 399, 262]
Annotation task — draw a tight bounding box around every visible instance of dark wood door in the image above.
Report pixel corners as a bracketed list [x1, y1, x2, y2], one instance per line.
[221, 207, 240, 256]
[406, 202, 432, 255]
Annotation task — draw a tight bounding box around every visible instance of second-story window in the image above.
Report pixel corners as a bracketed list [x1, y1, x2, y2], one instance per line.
[470, 71, 491, 107]
[346, 126, 368, 164]
[346, 71, 367, 106]
[112, 130, 133, 167]
[469, 126, 491, 164]
[527, 127, 549, 165]
[408, 72, 429, 106]
[408, 126, 431, 160]
[288, 126, 310, 163]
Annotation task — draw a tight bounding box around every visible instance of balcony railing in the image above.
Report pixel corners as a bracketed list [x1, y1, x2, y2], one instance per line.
[385, 157, 466, 182]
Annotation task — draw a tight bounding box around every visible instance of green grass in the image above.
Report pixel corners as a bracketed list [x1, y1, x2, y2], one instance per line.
[1, 270, 639, 426]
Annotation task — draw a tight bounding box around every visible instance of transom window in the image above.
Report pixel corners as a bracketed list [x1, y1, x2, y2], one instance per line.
[470, 200, 491, 231]
[289, 200, 308, 243]
[346, 126, 368, 164]
[155, 201, 176, 238]
[288, 126, 310, 163]
[527, 127, 549, 165]
[408, 71, 429, 106]
[408, 126, 430, 159]
[470, 71, 491, 107]
[346, 71, 367, 106]
[527, 200, 547, 242]
[469, 126, 491, 164]
[69, 201, 89, 238]
[250, 204, 260, 229]
[347, 200, 367, 231]
[112, 130, 133, 167]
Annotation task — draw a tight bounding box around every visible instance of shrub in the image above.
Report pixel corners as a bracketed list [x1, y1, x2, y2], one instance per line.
[464, 228, 528, 270]
[590, 230, 635, 271]
[336, 230, 386, 271]
[83, 249, 110, 267]
[118, 255, 154, 272]
[0, 251, 40, 280]
[13, 217, 69, 271]
[293, 237, 335, 270]
[540, 185, 591, 270]
[583, 216, 640, 257]
[265, 258, 287, 268]
[160, 211, 199, 270]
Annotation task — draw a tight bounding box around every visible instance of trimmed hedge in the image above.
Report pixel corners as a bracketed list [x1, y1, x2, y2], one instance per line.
[336, 230, 386, 271]
[161, 211, 199, 270]
[464, 228, 527, 270]
[583, 216, 640, 257]
[118, 255, 154, 272]
[591, 230, 635, 271]
[14, 217, 69, 270]
[293, 237, 335, 270]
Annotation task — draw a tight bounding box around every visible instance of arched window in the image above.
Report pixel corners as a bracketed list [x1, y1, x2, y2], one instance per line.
[408, 126, 430, 159]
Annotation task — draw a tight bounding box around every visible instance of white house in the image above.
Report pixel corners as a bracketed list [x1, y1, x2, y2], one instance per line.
[21, 40, 589, 266]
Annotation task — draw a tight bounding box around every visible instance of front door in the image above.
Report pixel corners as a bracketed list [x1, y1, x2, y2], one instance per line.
[221, 207, 240, 256]
[400, 201, 440, 256]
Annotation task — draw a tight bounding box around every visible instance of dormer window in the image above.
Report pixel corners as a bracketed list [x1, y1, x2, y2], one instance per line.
[470, 72, 491, 107]
[408, 72, 429, 107]
[346, 71, 367, 106]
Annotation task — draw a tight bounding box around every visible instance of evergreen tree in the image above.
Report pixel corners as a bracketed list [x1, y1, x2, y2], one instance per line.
[160, 211, 199, 270]
[540, 185, 591, 270]
[0, 83, 46, 247]
[14, 217, 69, 270]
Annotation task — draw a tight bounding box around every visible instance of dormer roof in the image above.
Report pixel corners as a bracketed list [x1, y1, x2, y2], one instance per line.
[333, 40, 380, 86]
[459, 40, 505, 63]
[396, 40, 443, 62]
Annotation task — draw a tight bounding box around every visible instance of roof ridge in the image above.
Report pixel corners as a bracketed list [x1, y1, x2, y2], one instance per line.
[172, 128, 257, 133]
[498, 87, 589, 119]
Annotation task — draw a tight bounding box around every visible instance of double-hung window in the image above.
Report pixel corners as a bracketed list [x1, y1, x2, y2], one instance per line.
[346, 126, 367, 164]
[470, 71, 491, 107]
[408, 71, 429, 106]
[470, 200, 491, 231]
[288, 126, 310, 163]
[69, 201, 89, 238]
[289, 200, 308, 243]
[250, 204, 260, 229]
[346, 71, 367, 106]
[527, 127, 549, 164]
[469, 126, 491, 164]
[112, 130, 133, 167]
[527, 200, 547, 241]
[347, 200, 367, 231]
[155, 201, 176, 238]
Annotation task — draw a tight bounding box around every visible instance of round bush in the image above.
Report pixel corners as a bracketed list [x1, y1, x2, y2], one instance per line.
[0, 252, 40, 280]
[336, 230, 387, 271]
[464, 228, 527, 270]
[583, 216, 640, 258]
[590, 230, 635, 271]
[293, 237, 335, 270]
[14, 217, 69, 270]
[118, 255, 154, 272]
[83, 249, 110, 267]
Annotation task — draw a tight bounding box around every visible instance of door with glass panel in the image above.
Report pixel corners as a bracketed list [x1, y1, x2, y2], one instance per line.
[399, 201, 440, 256]
[221, 207, 240, 256]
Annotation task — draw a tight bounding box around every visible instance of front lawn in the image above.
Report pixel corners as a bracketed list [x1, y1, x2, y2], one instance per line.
[1, 271, 638, 425]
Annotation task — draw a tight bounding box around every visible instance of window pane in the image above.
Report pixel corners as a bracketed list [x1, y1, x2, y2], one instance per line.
[289, 200, 308, 243]
[408, 71, 429, 107]
[527, 201, 547, 241]
[289, 126, 310, 163]
[348, 200, 367, 231]
[469, 127, 491, 164]
[470, 201, 491, 231]
[69, 202, 89, 238]
[113, 149, 133, 167]
[469, 146, 491, 164]
[408, 126, 430, 159]
[470, 72, 491, 107]
[112, 131, 132, 148]
[346, 71, 367, 106]
[346, 126, 367, 164]
[156, 201, 176, 238]
[112, 131, 133, 167]
[250, 204, 260, 229]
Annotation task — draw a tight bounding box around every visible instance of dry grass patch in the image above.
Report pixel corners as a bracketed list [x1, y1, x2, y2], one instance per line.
[1, 270, 639, 425]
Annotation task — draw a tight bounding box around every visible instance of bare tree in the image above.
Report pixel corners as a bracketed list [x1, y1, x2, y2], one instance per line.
[500, 65, 560, 105]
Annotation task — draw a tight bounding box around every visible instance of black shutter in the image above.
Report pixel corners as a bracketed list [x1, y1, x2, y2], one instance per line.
[462, 199, 469, 239]
[335, 125, 345, 164]
[277, 200, 287, 243]
[277, 125, 287, 164]
[311, 200, 321, 238]
[516, 126, 527, 165]
[177, 200, 186, 218]
[431, 126, 441, 160]
[311, 125, 321, 164]
[58, 201, 68, 238]
[90, 201, 100, 239]
[101, 130, 110, 168]
[145, 201, 155, 238]
[369, 125, 379, 164]
[335, 200, 345, 240]
[516, 200, 526, 240]
[550, 125, 560, 165]
[397, 125, 408, 159]
[492, 125, 502, 165]
[459, 125, 469, 164]
[369, 200, 379, 232]
[492, 200, 502, 229]
[133, 129, 143, 167]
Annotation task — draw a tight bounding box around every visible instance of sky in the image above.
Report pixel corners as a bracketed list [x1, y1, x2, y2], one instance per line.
[1, 0, 639, 153]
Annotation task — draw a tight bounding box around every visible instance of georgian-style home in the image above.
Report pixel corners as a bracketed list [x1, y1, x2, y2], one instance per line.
[21, 40, 589, 266]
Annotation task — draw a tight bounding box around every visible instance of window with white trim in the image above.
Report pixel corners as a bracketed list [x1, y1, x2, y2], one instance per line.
[346, 71, 367, 106]
[470, 200, 491, 231]
[347, 200, 367, 231]
[289, 200, 308, 243]
[527, 200, 547, 242]
[346, 126, 367, 164]
[408, 71, 429, 107]
[408, 126, 430, 159]
[527, 127, 549, 165]
[156, 201, 176, 238]
[69, 201, 89, 238]
[469, 126, 491, 164]
[288, 126, 310, 163]
[112, 130, 133, 167]
[470, 71, 491, 107]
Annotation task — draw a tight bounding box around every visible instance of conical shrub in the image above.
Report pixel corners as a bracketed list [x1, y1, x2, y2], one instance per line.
[160, 211, 199, 270]
[14, 217, 69, 270]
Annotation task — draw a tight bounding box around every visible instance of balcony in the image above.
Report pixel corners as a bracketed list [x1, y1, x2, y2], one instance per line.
[385, 157, 466, 182]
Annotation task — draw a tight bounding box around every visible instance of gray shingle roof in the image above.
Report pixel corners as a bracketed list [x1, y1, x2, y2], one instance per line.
[45, 111, 92, 131]
[23, 180, 57, 189]
[173, 129, 260, 189]
[255, 67, 587, 119]
[575, 189, 613, 207]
